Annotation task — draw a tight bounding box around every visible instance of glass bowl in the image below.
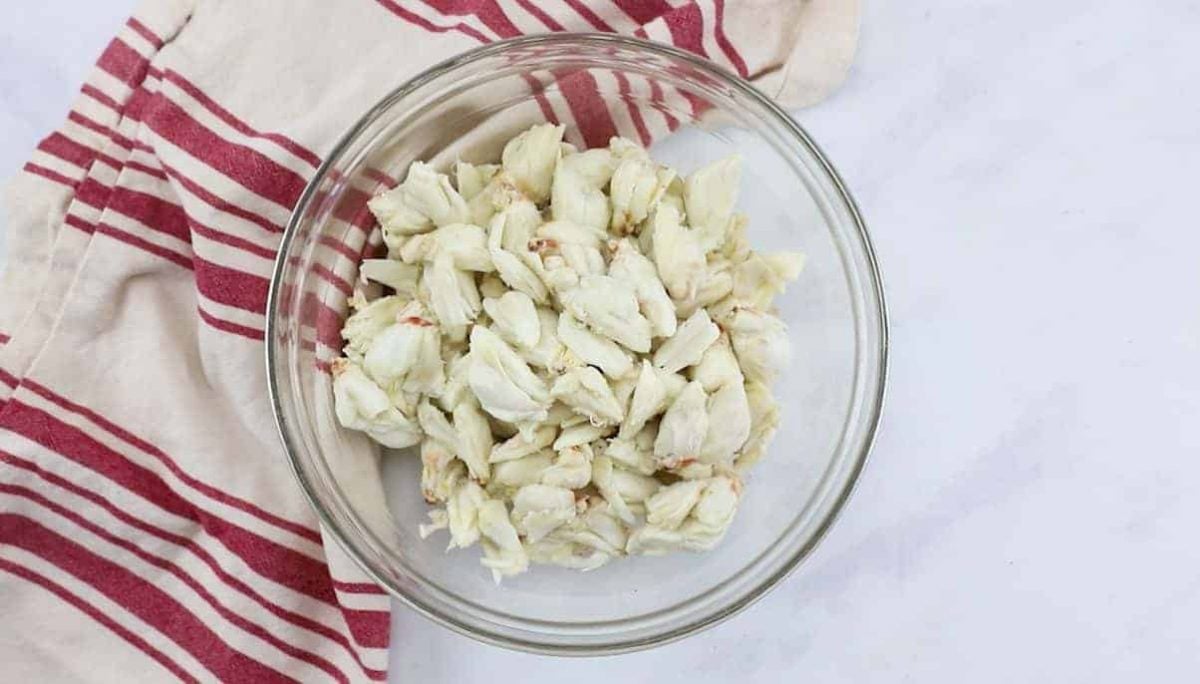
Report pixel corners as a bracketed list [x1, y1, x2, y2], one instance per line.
[267, 34, 887, 655]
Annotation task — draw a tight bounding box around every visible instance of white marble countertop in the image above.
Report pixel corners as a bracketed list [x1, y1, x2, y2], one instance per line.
[6, 2, 1199, 681]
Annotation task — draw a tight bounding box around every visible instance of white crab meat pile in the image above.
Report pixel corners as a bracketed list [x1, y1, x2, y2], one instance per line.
[333, 123, 803, 581]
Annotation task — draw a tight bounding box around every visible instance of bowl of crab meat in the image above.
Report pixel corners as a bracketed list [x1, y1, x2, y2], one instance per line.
[267, 34, 887, 655]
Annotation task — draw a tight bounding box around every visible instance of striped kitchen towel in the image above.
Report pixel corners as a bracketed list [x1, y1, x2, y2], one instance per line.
[0, 0, 859, 681]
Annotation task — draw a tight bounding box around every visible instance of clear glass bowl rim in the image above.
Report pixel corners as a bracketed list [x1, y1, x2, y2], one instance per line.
[266, 32, 890, 656]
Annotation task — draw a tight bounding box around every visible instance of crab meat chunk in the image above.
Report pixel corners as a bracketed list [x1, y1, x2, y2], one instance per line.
[478, 499, 529, 582]
[609, 136, 650, 163]
[455, 161, 500, 200]
[556, 312, 634, 379]
[731, 250, 806, 309]
[673, 260, 734, 318]
[369, 161, 470, 252]
[541, 443, 594, 490]
[610, 156, 675, 234]
[452, 398, 494, 484]
[417, 399, 458, 452]
[649, 204, 705, 301]
[560, 275, 652, 353]
[645, 480, 707, 530]
[603, 434, 657, 476]
[653, 308, 720, 374]
[489, 423, 556, 463]
[530, 498, 628, 569]
[446, 478, 487, 549]
[627, 475, 741, 555]
[690, 333, 743, 392]
[362, 301, 443, 395]
[592, 454, 659, 525]
[426, 252, 481, 329]
[735, 380, 780, 471]
[699, 381, 752, 465]
[358, 259, 419, 297]
[518, 308, 576, 373]
[550, 366, 625, 427]
[526, 537, 611, 571]
[619, 360, 668, 440]
[488, 208, 550, 305]
[483, 291, 540, 350]
[607, 239, 677, 338]
[467, 326, 552, 423]
[536, 220, 606, 276]
[551, 149, 615, 236]
[510, 484, 576, 542]
[420, 440, 462, 503]
[331, 359, 422, 449]
[490, 450, 554, 490]
[501, 123, 565, 203]
[726, 308, 791, 383]
[553, 422, 612, 451]
[399, 223, 493, 273]
[341, 295, 406, 363]
[653, 381, 709, 470]
[671, 462, 715, 480]
[684, 155, 741, 251]
[433, 352, 471, 413]
[500, 197, 544, 254]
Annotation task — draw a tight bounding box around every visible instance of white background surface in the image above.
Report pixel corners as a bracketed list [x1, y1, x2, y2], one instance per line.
[5, 2, 1199, 682]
